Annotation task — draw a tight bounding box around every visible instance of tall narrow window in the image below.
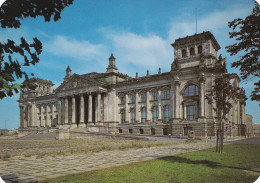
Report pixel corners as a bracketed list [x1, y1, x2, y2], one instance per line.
[198, 45, 202, 54]
[182, 49, 187, 57]
[163, 90, 170, 99]
[130, 108, 136, 123]
[120, 96, 125, 104]
[164, 105, 169, 122]
[121, 109, 125, 123]
[129, 95, 135, 103]
[141, 93, 146, 102]
[190, 47, 195, 56]
[152, 91, 157, 100]
[187, 105, 196, 120]
[152, 106, 158, 122]
[184, 85, 198, 96]
[141, 107, 147, 123]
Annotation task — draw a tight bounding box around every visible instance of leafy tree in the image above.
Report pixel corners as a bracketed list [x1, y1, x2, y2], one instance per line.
[0, 0, 73, 99]
[206, 56, 243, 153]
[226, 3, 260, 102]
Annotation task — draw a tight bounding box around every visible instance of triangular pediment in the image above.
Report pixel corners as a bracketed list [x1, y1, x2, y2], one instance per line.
[55, 74, 106, 93]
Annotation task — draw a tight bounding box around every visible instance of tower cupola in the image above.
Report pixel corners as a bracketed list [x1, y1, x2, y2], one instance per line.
[106, 53, 118, 73]
[64, 65, 71, 81]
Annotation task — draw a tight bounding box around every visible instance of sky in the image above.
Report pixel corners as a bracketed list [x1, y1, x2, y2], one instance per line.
[0, 0, 259, 129]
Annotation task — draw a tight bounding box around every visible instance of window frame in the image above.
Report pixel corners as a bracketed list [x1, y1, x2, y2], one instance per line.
[152, 106, 158, 122]
[120, 109, 125, 123]
[186, 105, 197, 120]
[129, 95, 135, 103]
[163, 90, 170, 99]
[130, 108, 136, 123]
[141, 107, 147, 123]
[163, 105, 170, 122]
[140, 93, 146, 102]
[120, 96, 125, 104]
[151, 91, 157, 101]
[184, 85, 198, 96]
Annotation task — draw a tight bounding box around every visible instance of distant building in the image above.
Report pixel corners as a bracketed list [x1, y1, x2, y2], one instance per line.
[253, 124, 260, 137]
[246, 114, 253, 137]
[18, 31, 247, 137]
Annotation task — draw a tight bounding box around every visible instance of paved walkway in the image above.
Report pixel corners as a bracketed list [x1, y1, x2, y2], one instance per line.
[0, 141, 215, 183]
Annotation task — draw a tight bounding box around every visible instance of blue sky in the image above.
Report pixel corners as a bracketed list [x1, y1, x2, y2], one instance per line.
[0, 0, 259, 129]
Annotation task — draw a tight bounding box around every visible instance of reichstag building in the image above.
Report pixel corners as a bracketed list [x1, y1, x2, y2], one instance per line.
[18, 31, 247, 137]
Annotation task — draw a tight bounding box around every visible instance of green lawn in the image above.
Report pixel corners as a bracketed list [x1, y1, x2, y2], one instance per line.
[45, 144, 260, 183]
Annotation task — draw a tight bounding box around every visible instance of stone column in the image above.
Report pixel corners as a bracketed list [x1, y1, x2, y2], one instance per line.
[174, 81, 180, 119]
[97, 93, 101, 122]
[19, 103, 24, 128]
[135, 92, 140, 122]
[65, 97, 69, 124]
[125, 94, 129, 122]
[88, 94, 92, 123]
[46, 104, 50, 127]
[183, 104, 187, 119]
[241, 103, 245, 125]
[40, 105, 44, 127]
[72, 95, 76, 124]
[199, 77, 205, 118]
[58, 99, 62, 125]
[170, 84, 174, 120]
[52, 103, 55, 126]
[158, 89, 162, 121]
[80, 94, 85, 124]
[23, 105, 28, 128]
[146, 90, 151, 121]
[237, 101, 240, 124]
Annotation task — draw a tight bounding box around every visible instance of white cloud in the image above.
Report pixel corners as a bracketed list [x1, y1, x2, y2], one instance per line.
[167, 4, 252, 43]
[45, 35, 107, 63]
[109, 32, 172, 69]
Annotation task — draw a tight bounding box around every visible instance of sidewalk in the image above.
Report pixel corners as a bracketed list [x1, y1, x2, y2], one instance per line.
[0, 141, 215, 183]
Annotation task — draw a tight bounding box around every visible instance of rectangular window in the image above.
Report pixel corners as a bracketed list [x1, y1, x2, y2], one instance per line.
[163, 90, 170, 99]
[130, 108, 136, 123]
[164, 105, 169, 122]
[129, 95, 135, 103]
[120, 96, 125, 104]
[152, 92, 157, 100]
[141, 93, 146, 102]
[187, 105, 196, 120]
[152, 106, 158, 122]
[121, 109, 125, 123]
[141, 107, 147, 123]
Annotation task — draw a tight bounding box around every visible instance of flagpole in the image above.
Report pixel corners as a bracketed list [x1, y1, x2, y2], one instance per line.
[195, 8, 197, 34]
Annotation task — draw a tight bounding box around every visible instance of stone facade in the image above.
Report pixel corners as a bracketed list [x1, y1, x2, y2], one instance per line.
[18, 31, 247, 137]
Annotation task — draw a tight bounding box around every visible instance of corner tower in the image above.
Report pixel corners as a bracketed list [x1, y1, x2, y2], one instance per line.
[171, 31, 221, 70]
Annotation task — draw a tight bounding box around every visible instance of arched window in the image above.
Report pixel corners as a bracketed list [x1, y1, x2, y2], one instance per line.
[182, 49, 187, 57]
[130, 108, 136, 123]
[141, 107, 146, 123]
[164, 105, 170, 122]
[190, 47, 195, 56]
[152, 106, 158, 122]
[198, 45, 202, 54]
[184, 85, 198, 96]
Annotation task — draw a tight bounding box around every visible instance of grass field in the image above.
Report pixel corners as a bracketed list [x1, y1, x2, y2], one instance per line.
[46, 144, 260, 183]
[0, 137, 179, 160]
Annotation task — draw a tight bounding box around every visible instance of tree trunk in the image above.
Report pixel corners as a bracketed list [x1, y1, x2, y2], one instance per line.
[216, 129, 219, 152]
